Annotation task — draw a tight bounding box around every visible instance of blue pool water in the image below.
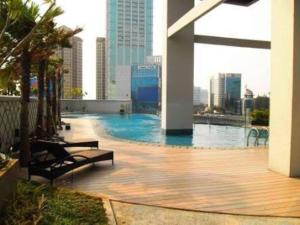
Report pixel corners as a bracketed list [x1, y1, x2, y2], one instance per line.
[65, 113, 252, 148]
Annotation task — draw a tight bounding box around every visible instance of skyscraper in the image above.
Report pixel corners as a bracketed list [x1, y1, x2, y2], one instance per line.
[224, 73, 241, 112]
[193, 87, 208, 105]
[209, 73, 241, 113]
[193, 87, 202, 106]
[209, 74, 225, 109]
[96, 37, 106, 100]
[71, 36, 83, 94]
[106, 0, 153, 99]
[56, 26, 83, 99]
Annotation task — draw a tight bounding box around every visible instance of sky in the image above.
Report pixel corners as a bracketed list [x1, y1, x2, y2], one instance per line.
[51, 0, 271, 99]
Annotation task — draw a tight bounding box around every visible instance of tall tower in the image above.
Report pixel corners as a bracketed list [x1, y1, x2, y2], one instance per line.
[224, 73, 241, 111]
[96, 37, 106, 100]
[209, 74, 225, 109]
[72, 36, 83, 95]
[56, 26, 83, 99]
[106, 0, 153, 99]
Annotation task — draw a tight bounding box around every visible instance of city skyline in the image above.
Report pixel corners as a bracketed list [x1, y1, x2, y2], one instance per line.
[106, 0, 153, 99]
[51, 0, 270, 99]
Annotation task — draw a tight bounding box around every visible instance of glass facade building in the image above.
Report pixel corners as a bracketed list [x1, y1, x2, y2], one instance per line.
[106, 0, 153, 99]
[209, 73, 241, 114]
[224, 74, 241, 112]
[131, 64, 161, 114]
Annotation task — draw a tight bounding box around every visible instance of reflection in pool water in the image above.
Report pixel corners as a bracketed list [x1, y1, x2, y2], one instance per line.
[96, 114, 252, 148]
[63, 113, 258, 148]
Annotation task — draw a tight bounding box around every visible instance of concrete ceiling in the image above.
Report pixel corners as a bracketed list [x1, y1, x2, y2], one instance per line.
[224, 0, 259, 6]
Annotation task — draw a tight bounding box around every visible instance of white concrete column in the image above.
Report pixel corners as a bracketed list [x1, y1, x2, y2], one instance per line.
[269, 0, 300, 177]
[161, 0, 194, 135]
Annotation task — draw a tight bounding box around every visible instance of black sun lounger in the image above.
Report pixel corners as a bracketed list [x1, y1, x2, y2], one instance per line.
[34, 137, 99, 149]
[29, 141, 114, 184]
[62, 138, 99, 148]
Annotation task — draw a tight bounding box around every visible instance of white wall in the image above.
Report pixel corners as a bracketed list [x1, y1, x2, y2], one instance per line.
[115, 65, 131, 100]
[269, 0, 300, 177]
[61, 99, 132, 113]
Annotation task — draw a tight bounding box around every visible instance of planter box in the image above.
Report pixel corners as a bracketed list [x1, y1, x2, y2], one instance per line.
[0, 160, 19, 212]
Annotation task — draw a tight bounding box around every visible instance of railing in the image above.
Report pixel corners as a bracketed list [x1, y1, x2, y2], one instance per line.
[247, 127, 269, 147]
[193, 114, 247, 127]
[0, 96, 38, 153]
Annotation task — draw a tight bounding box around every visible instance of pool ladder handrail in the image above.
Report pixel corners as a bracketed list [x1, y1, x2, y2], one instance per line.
[247, 127, 269, 147]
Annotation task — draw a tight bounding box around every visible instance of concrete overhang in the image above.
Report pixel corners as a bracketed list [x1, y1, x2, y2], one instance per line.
[194, 35, 270, 49]
[224, 0, 259, 6]
[168, 0, 260, 38]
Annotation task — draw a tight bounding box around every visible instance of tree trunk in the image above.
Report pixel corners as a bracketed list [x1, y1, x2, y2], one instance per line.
[20, 48, 31, 167]
[57, 70, 62, 129]
[36, 60, 46, 137]
[46, 70, 52, 135]
[51, 72, 57, 130]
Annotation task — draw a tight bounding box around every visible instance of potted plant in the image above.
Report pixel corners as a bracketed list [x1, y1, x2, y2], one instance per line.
[0, 151, 19, 212]
[0, 153, 9, 170]
[120, 104, 125, 115]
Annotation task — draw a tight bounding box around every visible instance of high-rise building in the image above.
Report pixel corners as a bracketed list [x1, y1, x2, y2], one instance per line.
[72, 36, 83, 94]
[106, 0, 153, 99]
[209, 73, 241, 113]
[200, 89, 208, 105]
[193, 87, 208, 105]
[224, 73, 242, 112]
[193, 87, 201, 105]
[56, 26, 83, 99]
[146, 55, 162, 65]
[96, 37, 106, 100]
[209, 74, 225, 109]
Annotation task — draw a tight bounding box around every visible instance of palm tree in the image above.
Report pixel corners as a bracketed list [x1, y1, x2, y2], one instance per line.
[0, 0, 56, 68]
[1, 0, 81, 166]
[19, 45, 31, 166]
[36, 58, 47, 136]
[6, 1, 64, 166]
[31, 20, 81, 136]
[32, 21, 61, 137]
[50, 58, 62, 130]
[45, 61, 52, 134]
[7, 1, 40, 167]
[56, 61, 64, 129]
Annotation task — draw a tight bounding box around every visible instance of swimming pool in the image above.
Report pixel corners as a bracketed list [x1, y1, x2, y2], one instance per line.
[65, 113, 253, 148]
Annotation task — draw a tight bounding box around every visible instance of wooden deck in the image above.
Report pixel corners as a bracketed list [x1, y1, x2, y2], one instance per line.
[57, 118, 300, 218]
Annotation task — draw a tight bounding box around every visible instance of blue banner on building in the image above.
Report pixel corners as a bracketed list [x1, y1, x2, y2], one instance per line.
[131, 64, 161, 114]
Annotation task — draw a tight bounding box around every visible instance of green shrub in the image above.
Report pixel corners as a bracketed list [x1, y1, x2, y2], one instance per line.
[1, 181, 108, 225]
[251, 110, 269, 126]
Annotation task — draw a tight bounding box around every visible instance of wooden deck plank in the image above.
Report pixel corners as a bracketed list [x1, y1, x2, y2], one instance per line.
[56, 118, 300, 218]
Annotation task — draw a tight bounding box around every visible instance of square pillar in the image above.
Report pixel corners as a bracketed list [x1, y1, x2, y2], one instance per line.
[161, 0, 194, 135]
[269, 0, 300, 177]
